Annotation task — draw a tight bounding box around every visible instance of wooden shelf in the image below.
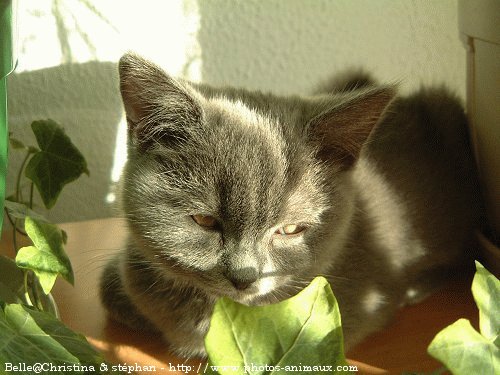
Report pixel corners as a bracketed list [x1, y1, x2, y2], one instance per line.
[1, 218, 478, 374]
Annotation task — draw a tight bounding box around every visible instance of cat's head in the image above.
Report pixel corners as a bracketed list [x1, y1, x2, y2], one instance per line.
[119, 53, 394, 303]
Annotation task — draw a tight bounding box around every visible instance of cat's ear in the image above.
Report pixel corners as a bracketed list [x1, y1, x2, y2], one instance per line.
[118, 53, 203, 148]
[307, 87, 395, 169]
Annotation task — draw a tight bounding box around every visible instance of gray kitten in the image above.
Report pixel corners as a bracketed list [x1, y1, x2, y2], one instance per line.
[100, 53, 481, 358]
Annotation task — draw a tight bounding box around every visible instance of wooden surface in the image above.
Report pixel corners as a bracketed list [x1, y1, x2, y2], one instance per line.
[1, 218, 479, 374]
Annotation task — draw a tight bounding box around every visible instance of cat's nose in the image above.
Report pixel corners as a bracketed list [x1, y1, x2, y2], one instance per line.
[225, 267, 259, 291]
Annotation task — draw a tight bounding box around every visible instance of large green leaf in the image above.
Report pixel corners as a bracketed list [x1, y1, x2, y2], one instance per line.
[205, 276, 351, 375]
[428, 262, 500, 375]
[25, 119, 89, 209]
[15, 217, 74, 294]
[0, 304, 105, 374]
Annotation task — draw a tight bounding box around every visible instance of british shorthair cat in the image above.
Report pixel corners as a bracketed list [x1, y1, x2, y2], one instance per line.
[100, 53, 481, 358]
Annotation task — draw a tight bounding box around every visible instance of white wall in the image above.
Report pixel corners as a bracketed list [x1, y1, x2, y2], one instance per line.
[198, 0, 465, 96]
[6, 0, 465, 223]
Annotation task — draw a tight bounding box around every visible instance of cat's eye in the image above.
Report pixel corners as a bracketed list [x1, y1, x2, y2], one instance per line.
[275, 224, 306, 236]
[192, 214, 218, 228]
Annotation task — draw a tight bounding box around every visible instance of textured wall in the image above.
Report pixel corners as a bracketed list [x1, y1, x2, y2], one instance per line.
[198, 0, 465, 95]
[6, 0, 465, 223]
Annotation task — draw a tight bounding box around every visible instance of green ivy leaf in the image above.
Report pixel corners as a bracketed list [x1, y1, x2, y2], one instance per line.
[15, 217, 74, 294]
[472, 261, 500, 341]
[25, 119, 89, 209]
[0, 304, 105, 373]
[205, 276, 351, 375]
[428, 319, 499, 374]
[4, 200, 49, 222]
[428, 262, 500, 375]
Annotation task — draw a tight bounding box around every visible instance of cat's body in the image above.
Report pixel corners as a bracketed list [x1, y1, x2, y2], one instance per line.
[100, 54, 481, 358]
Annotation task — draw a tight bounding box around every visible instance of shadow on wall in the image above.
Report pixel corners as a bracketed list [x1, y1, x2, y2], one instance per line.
[4, 0, 465, 223]
[7, 61, 123, 223]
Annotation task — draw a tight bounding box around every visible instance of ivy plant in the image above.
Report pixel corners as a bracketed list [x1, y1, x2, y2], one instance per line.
[0, 119, 115, 373]
[1, 120, 497, 375]
[428, 261, 499, 374]
[4, 119, 87, 309]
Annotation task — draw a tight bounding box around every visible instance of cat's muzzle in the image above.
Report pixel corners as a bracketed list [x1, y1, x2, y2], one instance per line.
[223, 266, 259, 291]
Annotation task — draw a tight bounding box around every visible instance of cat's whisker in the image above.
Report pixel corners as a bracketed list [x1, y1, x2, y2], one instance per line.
[318, 273, 353, 282]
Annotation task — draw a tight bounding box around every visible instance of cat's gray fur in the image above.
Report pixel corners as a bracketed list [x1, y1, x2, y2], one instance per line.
[100, 53, 481, 358]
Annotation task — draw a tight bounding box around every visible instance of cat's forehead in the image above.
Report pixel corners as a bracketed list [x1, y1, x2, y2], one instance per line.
[209, 96, 267, 128]
[151, 93, 328, 227]
[208, 96, 284, 136]
[204, 96, 290, 169]
[189, 97, 326, 228]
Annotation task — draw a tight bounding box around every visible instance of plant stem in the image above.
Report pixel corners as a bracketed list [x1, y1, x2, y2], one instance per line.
[29, 182, 34, 209]
[25, 271, 44, 311]
[3, 208, 27, 235]
[16, 151, 31, 203]
[4, 209, 27, 256]
[14, 150, 44, 311]
[23, 270, 33, 306]
[11, 151, 31, 256]
[31, 272, 44, 311]
[12, 220, 18, 255]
